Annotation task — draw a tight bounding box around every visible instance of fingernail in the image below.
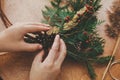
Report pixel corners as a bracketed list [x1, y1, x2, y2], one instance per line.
[45, 24, 50, 27]
[45, 27, 50, 29]
[56, 35, 60, 39]
[54, 35, 60, 41]
[60, 39, 63, 41]
[41, 24, 50, 27]
[39, 45, 42, 49]
[43, 24, 50, 27]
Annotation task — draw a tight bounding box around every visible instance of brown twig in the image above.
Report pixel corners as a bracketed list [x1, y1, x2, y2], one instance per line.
[0, 0, 12, 28]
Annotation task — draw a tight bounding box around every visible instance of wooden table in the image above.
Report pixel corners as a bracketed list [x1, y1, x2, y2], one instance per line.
[0, 0, 120, 80]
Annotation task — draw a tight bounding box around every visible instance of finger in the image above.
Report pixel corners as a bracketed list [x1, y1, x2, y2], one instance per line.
[22, 25, 50, 34]
[44, 35, 60, 63]
[22, 42, 42, 52]
[55, 39, 67, 66]
[32, 50, 44, 65]
[14, 22, 50, 27]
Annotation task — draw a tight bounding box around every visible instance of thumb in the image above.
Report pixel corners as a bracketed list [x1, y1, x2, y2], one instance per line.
[23, 43, 42, 52]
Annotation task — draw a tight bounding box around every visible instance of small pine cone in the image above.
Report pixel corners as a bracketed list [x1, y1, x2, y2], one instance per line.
[36, 32, 56, 49]
[75, 41, 82, 51]
[24, 32, 56, 50]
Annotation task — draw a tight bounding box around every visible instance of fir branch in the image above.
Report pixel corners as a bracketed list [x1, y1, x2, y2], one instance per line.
[86, 61, 96, 80]
[69, 0, 86, 12]
[95, 56, 114, 64]
[88, 56, 114, 64]
[25, 0, 112, 80]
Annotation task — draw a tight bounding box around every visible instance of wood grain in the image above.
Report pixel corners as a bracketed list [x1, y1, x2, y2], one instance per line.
[0, 0, 119, 80]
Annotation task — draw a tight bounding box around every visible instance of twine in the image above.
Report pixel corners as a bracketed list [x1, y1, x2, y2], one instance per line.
[109, 59, 120, 80]
[102, 36, 120, 80]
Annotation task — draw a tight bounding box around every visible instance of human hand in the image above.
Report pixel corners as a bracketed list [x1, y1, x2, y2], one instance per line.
[30, 35, 67, 80]
[0, 22, 50, 52]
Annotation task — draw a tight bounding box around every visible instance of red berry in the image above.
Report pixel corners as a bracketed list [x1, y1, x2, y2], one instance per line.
[86, 40, 89, 43]
[90, 0, 93, 4]
[65, 18, 68, 22]
[78, 20, 81, 23]
[89, 6, 93, 9]
[85, 4, 93, 10]
[85, 9, 88, 13]
[83, 31, 88, 35]
[66, 16, 70, 19]
[85, 4, 89, 9]
[65, 16, 70, 22]
[77, 14, 81, 17]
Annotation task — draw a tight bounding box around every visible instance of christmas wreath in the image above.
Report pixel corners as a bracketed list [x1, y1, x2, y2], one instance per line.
[24, 0, 113, 80]
[0, 0, 113, 80]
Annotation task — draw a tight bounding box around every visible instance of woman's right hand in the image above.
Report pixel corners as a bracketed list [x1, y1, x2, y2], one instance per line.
[30, 35, 67, 80]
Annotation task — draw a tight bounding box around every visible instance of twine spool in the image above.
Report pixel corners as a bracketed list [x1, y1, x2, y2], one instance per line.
[109, 60, 120, 80]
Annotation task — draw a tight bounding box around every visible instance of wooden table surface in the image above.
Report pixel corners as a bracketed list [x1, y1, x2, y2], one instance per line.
[0, 0, 120, 80]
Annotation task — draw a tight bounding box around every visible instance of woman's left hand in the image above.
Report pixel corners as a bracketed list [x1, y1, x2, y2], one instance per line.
[0, 22, 50, 52]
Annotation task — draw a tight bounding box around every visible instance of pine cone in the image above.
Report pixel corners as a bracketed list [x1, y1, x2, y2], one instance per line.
[24, 32, 56, 50]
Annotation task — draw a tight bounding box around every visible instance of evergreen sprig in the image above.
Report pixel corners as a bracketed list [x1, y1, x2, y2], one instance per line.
[25, 0, 113, 80]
